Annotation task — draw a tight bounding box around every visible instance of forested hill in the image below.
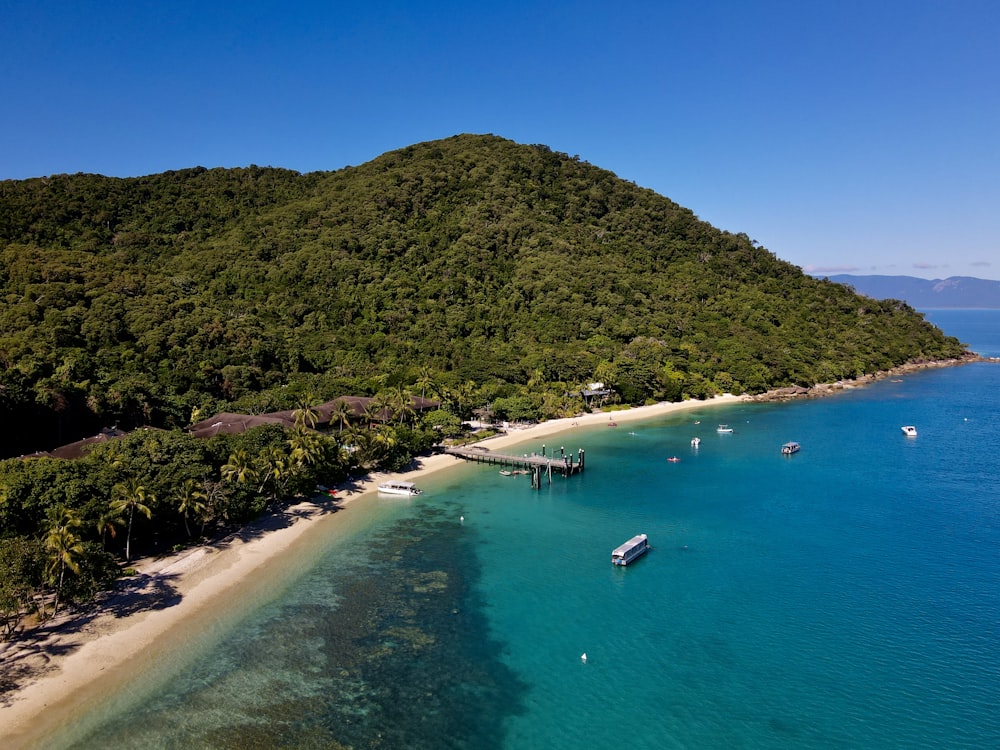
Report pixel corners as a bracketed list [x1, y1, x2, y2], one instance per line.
[0, 134, 965, 456]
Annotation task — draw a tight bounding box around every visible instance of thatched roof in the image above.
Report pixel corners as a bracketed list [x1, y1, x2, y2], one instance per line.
[21, 427, 142, 460]
[187, 412, 298, 439]
[315, 395, 441, 425]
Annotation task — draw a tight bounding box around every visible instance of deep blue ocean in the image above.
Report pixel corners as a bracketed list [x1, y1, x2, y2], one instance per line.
[53, 310, 1000, 749]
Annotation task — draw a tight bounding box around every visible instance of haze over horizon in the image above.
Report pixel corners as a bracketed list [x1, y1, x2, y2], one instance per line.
[3, 1, 998, 281]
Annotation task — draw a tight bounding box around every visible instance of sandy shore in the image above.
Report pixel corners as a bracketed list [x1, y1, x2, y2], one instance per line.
[0, 395, 740, 747]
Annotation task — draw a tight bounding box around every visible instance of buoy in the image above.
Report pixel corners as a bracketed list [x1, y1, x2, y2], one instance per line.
[460, 516, 464, 523]
[581, 653, 587, 663]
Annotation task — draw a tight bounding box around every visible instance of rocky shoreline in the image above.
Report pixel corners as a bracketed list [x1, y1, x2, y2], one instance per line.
[748, 352, 990, 403]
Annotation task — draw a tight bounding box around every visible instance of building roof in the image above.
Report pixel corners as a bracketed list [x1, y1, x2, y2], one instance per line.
[187, 412, 298, 439]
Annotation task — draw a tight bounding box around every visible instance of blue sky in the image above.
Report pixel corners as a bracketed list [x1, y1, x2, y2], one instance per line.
[3, 1, 998, 280]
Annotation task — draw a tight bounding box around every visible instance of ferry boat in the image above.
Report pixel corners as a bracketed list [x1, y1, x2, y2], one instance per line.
[716, 424, 734, 434]
[612, 533, 649, 566]
[781, 441, 800, 455]
[901, 425, 917, 437]
[377, 481, 422, 496]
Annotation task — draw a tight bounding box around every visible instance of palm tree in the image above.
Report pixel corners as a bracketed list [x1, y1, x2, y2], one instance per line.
[199, 479, 227, 534]
[359, 424, 398, 467]
[328, 399, 352, 432]
[414, 366, 437, 401]
[292, 394, 320, 431]
[110, 478, 154, 562]
[288, 429, 323, 468]
[256, 445, 290, 500]
[391, 386, 416, 426]
[173, 479, 208, 539]
[221, 449, 258, 486]
[44, 506, 84, 619]
[453, 380, 479, 420]
[364, 395, 392, 428]
[95, 509, 122, 549]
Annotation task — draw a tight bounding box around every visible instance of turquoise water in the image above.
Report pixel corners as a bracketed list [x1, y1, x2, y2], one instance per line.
[56, 311, 1000, 749]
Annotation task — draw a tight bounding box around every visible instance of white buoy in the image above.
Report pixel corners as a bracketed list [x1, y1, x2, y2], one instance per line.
[460, 515, 464, 523]
[581, 652, 587, 663]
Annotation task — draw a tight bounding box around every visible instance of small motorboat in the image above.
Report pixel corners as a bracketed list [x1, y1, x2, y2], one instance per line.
[667, 456, 681, 463]
[377, 481, 423, 496]
[781, 441, 800, 455]
[716, 424, 734, 434]
[901, 425, 917, 437]
[498, 470, 513, 476]
[691, 437, 701, 447]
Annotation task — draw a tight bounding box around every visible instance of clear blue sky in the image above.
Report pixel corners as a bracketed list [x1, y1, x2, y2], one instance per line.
[3, 1, 998, 279]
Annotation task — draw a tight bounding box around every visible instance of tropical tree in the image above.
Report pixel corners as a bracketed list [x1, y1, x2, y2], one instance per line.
[414, 366, 437, 401]
[199, 478, 228, 533]
[327, 399, 352, 432]
[95, 508, 123, 549]
[255, 445, 290, 502]
[288, 429, 323, 468]
[391, 386, 416, 426]
[173, 478, 208, 539]
[292, 394, 320, 431]
[221, 449, 258, 486]
[43, 506, 84, 618]
[0, 537, 44, 639]
[110, 478, 154, 562]
[364, 394, 392, 427]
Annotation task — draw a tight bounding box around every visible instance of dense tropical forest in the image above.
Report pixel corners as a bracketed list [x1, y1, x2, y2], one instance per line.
[0, 134, 965, 632]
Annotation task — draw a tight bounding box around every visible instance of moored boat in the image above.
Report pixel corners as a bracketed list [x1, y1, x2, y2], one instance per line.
[377, 481, 422, 496]
[901, 425, 917, 437]
[781, 441, 800, 455]
[716, 424, 734, 434]
[612, 533, 649, 566]
[691, 436, 701, 447]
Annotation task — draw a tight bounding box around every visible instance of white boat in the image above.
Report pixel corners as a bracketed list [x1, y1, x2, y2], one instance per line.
[612, 533, 649, 566]
[901, 425, 917, 437]
[781, 441, 800, 455]
[377, 481, 422, 496]
[716, 424, 734, 434]
[691, 437, 701, 447]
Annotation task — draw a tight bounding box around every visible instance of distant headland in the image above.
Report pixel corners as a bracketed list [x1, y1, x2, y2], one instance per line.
[816, 274, 1000, 309]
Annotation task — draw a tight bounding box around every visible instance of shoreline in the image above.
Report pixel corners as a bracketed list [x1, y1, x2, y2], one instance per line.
[0, 395, 741, 747]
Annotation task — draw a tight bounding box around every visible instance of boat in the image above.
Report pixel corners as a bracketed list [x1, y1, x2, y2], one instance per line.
[667, 456, 681, 463]
[691, 437, 701, 447]
[781, 441, 800, 455]
[607, 421, 618, 428]
[612, 534, 649, 566]
[901, 425, 917, 437]
[498, 469, 513, 476]
[377, 481, 422, 496]
[716, 424, 734, 434]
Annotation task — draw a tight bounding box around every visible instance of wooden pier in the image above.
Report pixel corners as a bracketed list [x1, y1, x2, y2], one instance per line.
[443, 444, 585, 488]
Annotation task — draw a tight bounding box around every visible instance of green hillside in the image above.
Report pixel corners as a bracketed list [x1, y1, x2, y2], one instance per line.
[0, 134, 964, 456]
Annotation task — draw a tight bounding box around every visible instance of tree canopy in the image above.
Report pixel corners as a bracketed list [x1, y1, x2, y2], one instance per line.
[0, 133, 964, 458]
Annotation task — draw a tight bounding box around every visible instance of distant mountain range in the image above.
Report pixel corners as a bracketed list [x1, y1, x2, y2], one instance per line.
[819, 275, 1000, 308]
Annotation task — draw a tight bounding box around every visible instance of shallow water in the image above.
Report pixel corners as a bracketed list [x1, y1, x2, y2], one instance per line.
[49, 310, 1000, 749]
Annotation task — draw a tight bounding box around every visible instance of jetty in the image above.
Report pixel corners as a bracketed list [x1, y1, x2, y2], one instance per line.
[444, 444, 585, 488]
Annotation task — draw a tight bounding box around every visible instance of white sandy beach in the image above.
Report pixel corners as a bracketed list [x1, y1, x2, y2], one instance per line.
[0, 395, 740, 748]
